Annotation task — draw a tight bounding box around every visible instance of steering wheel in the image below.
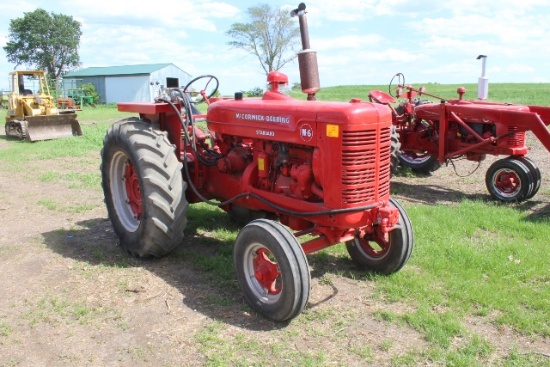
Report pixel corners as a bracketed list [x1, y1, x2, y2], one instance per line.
[182, 75, 219, 104]
[389, 73, 406, 98]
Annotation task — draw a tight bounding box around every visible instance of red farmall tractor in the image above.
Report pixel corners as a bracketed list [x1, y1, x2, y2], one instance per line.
[369, 73, 550, 202]
[100, 3, 413, 322]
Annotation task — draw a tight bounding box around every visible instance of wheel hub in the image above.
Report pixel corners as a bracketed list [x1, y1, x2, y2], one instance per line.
[124, 161, 142, 219]
[253, 249, 281, 295]
[494, 169, 520, 194]
[357, 235, 390, 258]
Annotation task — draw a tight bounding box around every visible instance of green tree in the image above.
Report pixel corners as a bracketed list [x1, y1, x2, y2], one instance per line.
[226, 4, 300, 74]
[3, 9, 82, 81]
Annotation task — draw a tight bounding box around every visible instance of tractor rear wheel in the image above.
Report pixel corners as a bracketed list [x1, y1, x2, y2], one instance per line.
[346, 198, 413, 275]
[233, 219, 310, 322]
[390, 126, 401, 176]
[485, 158, 534, 202]
[399, 151, 441, 175]
[101, 117, 188, 257]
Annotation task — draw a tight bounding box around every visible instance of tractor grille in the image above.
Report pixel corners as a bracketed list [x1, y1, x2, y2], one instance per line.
[507, 126, 525, 147]
[341, 127, 391, 205]
[377, 128, 392, 198]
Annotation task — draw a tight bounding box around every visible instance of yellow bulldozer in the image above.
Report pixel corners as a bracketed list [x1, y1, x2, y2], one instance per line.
[4, 70, 82, 141]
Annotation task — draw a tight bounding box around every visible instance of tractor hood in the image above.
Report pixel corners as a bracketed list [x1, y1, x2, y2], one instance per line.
[206, 92, 392, 146]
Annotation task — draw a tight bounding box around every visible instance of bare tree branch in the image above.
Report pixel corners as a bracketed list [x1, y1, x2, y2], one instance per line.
[226, 4, 300, 75]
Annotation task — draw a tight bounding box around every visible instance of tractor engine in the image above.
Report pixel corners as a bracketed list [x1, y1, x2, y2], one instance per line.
[217, 140, 318, 201]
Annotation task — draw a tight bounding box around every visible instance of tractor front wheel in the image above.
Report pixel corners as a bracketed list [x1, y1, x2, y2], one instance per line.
[514, 156, 541, 199]
[101, 117, 188, 257]
[346, 198, 413, 275]
[485, 158, 534, 202]
[233, 219, 310, 322]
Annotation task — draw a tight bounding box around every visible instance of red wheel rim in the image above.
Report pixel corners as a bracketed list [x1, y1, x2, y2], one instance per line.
[494, 169, 520, 194]
[356, 235, 390, 258]
[253, 248, 282, 295]
[124, 160, 142, 220]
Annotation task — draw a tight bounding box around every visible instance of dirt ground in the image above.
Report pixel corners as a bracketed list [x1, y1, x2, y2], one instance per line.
[0, 129, 549, 366]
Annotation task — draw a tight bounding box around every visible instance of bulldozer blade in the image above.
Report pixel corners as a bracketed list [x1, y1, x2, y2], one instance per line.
[24, 114, 83, 142]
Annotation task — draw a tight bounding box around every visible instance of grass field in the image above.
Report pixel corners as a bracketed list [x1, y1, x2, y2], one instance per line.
[291, 82, 550, 106]
[1, 84, 549, 366]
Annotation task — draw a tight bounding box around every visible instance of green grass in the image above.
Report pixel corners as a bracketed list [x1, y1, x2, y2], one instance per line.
[0, 320, 12, 337]
[0, 104, 131, 165]
[25, 294, 99, 327]
[291, 82, 550, 106]
[37, 197, 98, 213]
[195, 321, 329, 367]
[0, 121, 111, 164]
[396, 201, 549, 335]
[75, 103, 135, 122]
[38, 170, 101, 189]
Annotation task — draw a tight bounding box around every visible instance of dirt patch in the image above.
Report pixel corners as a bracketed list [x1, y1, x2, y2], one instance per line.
[0, 130, 549, 366]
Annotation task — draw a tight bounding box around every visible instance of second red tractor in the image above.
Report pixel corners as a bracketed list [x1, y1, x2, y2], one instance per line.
[369, 73, 550, 202]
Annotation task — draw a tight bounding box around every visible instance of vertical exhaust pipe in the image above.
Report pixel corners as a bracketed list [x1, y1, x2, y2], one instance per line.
[476, 55, 488, 100]
[291, 3, 320, 101]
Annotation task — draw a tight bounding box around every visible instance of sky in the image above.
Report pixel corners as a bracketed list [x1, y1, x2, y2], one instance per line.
[1, 0, 550, 95]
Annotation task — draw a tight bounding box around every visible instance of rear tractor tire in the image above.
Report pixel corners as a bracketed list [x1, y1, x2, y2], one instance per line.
[233, 219, 311, 322]
[101, 117, 188, 257]
[485, 157, 534, 202]
[389, 126, 401, 176]
[399, 151, 441, 175]
[346, 198, 413, 275]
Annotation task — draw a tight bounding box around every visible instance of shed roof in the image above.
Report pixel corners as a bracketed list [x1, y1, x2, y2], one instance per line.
[64, 63, 175, 78]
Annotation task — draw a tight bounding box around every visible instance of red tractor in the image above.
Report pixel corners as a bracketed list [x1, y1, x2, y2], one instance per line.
[100, 3, 413, 322]
[369, 73, 550, 202]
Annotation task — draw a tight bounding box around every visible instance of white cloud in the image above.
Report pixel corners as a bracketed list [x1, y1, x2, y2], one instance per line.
[1, 0, 550, 91]
[79, 25, 189, 66]
[306, 0, 377, 22]
[316, 34, 385, 50]
[60, 0, 240, 31]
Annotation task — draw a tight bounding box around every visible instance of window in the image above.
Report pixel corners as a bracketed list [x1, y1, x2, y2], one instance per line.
[166, 77, 179, 88]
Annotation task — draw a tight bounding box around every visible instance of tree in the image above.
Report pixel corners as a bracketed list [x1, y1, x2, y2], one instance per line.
[3, 9, 82, 81]
[226, 4, 300, 74]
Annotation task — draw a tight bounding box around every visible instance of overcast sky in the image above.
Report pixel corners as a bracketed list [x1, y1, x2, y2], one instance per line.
[1, 0, 549, 95]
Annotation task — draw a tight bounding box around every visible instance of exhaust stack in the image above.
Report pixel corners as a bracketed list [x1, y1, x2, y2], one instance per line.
[477, 55, 488, 100]
[291, 3, 320, 101]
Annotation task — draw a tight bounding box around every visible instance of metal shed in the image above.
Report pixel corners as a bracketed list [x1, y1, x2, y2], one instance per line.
[63, 63, 192, 104]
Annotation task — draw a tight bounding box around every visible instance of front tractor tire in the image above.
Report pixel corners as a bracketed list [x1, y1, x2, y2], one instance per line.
[101, 118, 188, 257]
[485, 157, 535, 202]
[346, 198, 413, 275]
[515, 156, 541, 200]
[233, 219, 311, 322]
